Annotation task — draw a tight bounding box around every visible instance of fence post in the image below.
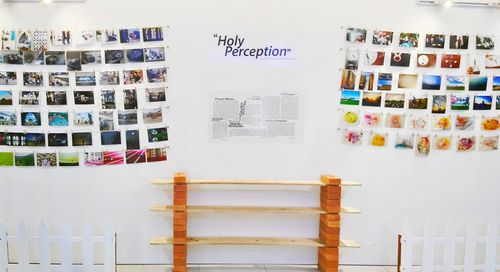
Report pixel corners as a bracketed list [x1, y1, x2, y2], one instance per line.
[17, 221, 29, 272]
[82, 223, 94, 272]
[442, 221, 455, 272]
[422, 222, 434, 272]
[0, 220, 7, 272]
[38, 221, 50, 272]
[463, 222, 477, 272]
[103, 225, 116, 272]
[60, 224, 72, 272]
[400, 220, 413, 272]
[483, 220, 497, 272]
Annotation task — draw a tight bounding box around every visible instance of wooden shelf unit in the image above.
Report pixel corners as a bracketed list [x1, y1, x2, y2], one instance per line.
[150, 173, 361, 272]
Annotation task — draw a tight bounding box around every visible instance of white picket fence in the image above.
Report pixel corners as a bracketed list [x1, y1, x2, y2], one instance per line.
[0, 220, 116, 272]
[399, 220, 499, 272]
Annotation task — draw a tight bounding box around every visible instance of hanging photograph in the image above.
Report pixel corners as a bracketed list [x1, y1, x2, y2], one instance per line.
[372, 30, 393, 45]
[21, 112, 41, 126]
[364, 51, 385, 66]
[25, 133, 45, 147]
[45, 51, 66, 65]
[409, 115, 428, 130]
[422, 74, 441, 90]
[143, 27, 164, 42]
[362, 91, 382, 107]
[125, 48, 145, 63]
[342, 130, 363, 145]
[74, 91, 95, 105]
[478, 136, 498, 151]
[126, 129, 141, 150]
[408, 94, 428, 110]
[440, 54, 461, 69]
[74, 30, 97, 45]
[385, 114, 405, 129]
[100, 71, 120, 85]
[450, 94, 469, 110]
[101, 131, 122, 145]
[415, 135, 431, 157]
[126, 149, 146, 164]
[16, 31, 33, 50]
[369, 132, 387, 147]
[399, 32, 419, 48]
[85, 152, 104, 166]
[104, 50, 125, 64]
[481, 116, 500, 131]
[432, 116, 451, 131]
[466, 55, 481, 75]
[23, 72, 43, 86]
[449, 35, 469, 49]
[473, 95, 492, 110]
[120, 28, 141, 43]
[48, 72, 70, 86]
[48, 112, 69, 126]
[363, 112, 382, 127]
[425, 34, 445, 49]
[36, 153, 57, 167]
[101, 89, 116, 109]
[340, 90, 360, 106]
[101, 29, 119, 43]
[390, 52, 411, 67]
[81, 50, 102, 65]
[345, 28, 366, 43]
[340, 110, 359, 127]
[59, 152, 79, 167]
[23, 51, 44, 65]
[15, 152, 35, 167]
[75, 71, 96, 86]
[494, 76, 500, 91]
[66, 51, 82, 71]
[144, 47, 165, 62]
[123, 89, 138, 109]
[123, 69, 143, 85]
[118, 110, 138, 125]
[359, 71, 374, 91]
[46, 91, 67, 105]
[446, 76, 465, 91]
[398, 73, 418, 89]
[384, 93, 405, 108]
[0, 90, 12, 105]
[143, 107, 163, 124]
[340, 69, 356, 90]
[47, 133, 68, 147]
[455, 115, 474, 130]
[377, 73, 392, 90]
[72, 132, 93, 146]
[2, 50, 23, 64]
[416, 53, 437, 68]
[476, 35, 494, 50]
[1, 31, 16, 50]
[19, 91, 39, 105]
[32, 30, 49, 51]
[103, 151, 124, 165]
[434, 135, 452, 151]
[146, 87, 166, 102]
[0, 111, 16, 125]
[146, 147, 167, 162]
[74, 111, 93, 126]
[468, 76, 488, 91]
[485, 54, 500, 69]
[0, 72, 17, 85]
[99, 111, 114, 131]
[146, 68, 167, 83]
[50, 30, 71, 46]
[457, 136, 475, 152]
[345, 48, 359, 70]
[431, 95, 447, 114]
[394, 134, 414, 149]
[148, 127, 168, 142]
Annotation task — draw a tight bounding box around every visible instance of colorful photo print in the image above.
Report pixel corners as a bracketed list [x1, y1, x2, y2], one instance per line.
[399, 32, 419, 48]
[395, 134, 414, 149]
[118, 110, 138, 125]
[450, 35, 469, 49]
[100, 71, 120, 85]
[81, 50, 102, 65]
[1, 31, 16, 50]
[74, 111, 93, 126]
[126, 129, 140, 150]
[45, 51, 65, 65]
[146, 68, 167, 84]
[497, 96, 500, 110]
[19, 91, 39, 105]
[23, 51, 44, 65]
[473, 95, 493, 110]
[74, 30, 97, 45]
[485, 54, 500, 69]
[372, 30, 393, 45]
[0, 71, 17, 85]
[101, 29, 119, 43]
[476, 36, 494, 50]
[143, 107, 163, 124]
[369, 132, 387, 147]
[455, 115, 474, 131]
[457, 137, 475, 152]
[345, 48, 359, 70]
[385, 113, 405, 129]
[358, 71, 374, 91]
[416, 53, 437, 68]
[362, 91, 382, 107]
[466, 55, 481, 75]
[74, 91, 95, 105]
[2, 50, 23, 64]
[48, 133, 68, 147]
[377, 73, 392, 90]
[123, 70, 143, 85]
[432, 95, 447, 114]
[446, 76, 465, 91]
[432, 116, 451, 131]
[50, 30, 71, 46]
[416, 135, 431, 157]
[340, 110, 359, 126]
[101, 90, 116, 109]
[16, 30, 33, 50]
[125, 48, 145, 63]
[104, 50, 125, 64]
[425, 34, 445, 48]
[441, 54, 461, 69]
[24, 133, 45, 147]
[340, 69, 356, 90]
[143, 27, 163, 42]
[103, 151, 124, 165]
[59, 152, 79, 166]
[120, 28, 141, 43]
[0, 152, 14, 166]
[346, 28, 366, 43]
[0, 90, 12, 105]
[85, 152, 104, 166]
[101, 131, 121, 145]
[126, 149, 146, 164]
[450, 94, 469, 110]
[479, 136, 498, 151]
[384, 93, 405, 108]
[363, 112, 382, 128]
[468, 76, 488, 91]
[36, 153, 57, 167]
[99, 111, 114, 131]
[75, 71, 96, 86]
[434, 135, 452, 151]
[72, 132, 93, 146]
[48, 112, 69, 126]
[364, 51, 385, 66]
[32, 30, 48, 51]
[410, 115, 428, 130]
[481, 116, 500, 131]
[46, 90, 67, 106]
[342, 130, 363, 145]
[144, 47, 165, 62]
[146, 147, 167, 162]
[0, 111, 16, 125]
[146, 87, 166, 102]
[494, 76, 500, 91]
[123, 89, 138, 109]
[390, 52, 411, 67]
[409, 94, 428, 110]
[422, 75, 442, 90]
[148, 127, 168, 142]
[23, 72, 43, 86]
[15, 152, 35, 166]
[398, 73, 418, 89]
[65, 51, 81, 71]
[21, 112, 41, 126]
[49, 72, 69, 86]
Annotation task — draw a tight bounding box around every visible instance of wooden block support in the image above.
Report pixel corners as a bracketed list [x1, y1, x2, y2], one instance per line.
[173, 173, 188, 272]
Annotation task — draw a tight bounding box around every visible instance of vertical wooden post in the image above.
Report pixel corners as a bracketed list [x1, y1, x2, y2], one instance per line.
[318, 175, 341, 272]
[397, 234, 401, 272]
[173, 172, 188, 272]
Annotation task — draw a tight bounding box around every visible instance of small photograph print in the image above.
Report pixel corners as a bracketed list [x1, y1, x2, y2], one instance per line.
[143, 107, 163, 124]
[422, 75, 442, 90]
[363, 112, 382, 127]
[398, 73, 418, 89]
[481, 116, 500, 131]
[346, 28, 366, 43]
[24, 133, 45, 147]
[446, 76, 465, 91]
[50, 30, 71, 46]
[369, 132, 387, 147]
[48, 112, 69, 126]
[146, 68, 167, 83]
[497, 96, 500, 110]
[23, 51, 44, 65]
[416, 53, 437, 68]
[143, 27, 164, 42]
[104, 50, 125, 64]
[394, 134, 414, 149]
[32, 30, 49, 51]
[473, 95, 493, 110]
[359, 71, 374, 91]
[148, 127, 168, 142]
[65, 51, 81, 71]
[342, 130, 363, 145]
[102, 29, 119, 43]
[21, 112, 41, 126]
[479, 136, 498, 151]
[432, 95, 447, 114]
[340, 69, 356, 90]
[2, 50, 23, 64]
[103, 151, 124, 165]
[0, 90, 12, 105]
[409, 115, 428, 130]
[416, 135, 431, 157]
[48, 133, 68, 146]
[362, 91, 382, 107]
[377, 73, 392, 91]
[466, 55, 481, 75]
[468, 76, 488, 91]
[340, 90, 360, 106]
[425, 34, 445, 49]
[72, 132, 93, 146]
[99, 111, 114, 131]
[120, 28, 141, 43]
[19, 91, 40, 105]
[74, 30, 97, 45]
[345, 48, 359, 70]
[59, 152, 79, 167]
[84, 152, 104, 166]
[450, 35, 469, 49]
[390, 52, 411, 67]
[434, 135, 452, 151]
[0, 71, 17, 85]
[16, 31, 33, 50]
[340, 110, 359, 127]
[100, 71, 120, 85]
[15, 152, 35, 167]
[118, 110, 138, 125]
[126, 129, 140, 150]
[123, 89, 138, 109]
[0, 111, 16, 125]
[441, 54, 461, 69]
[126, 149, 146, 164]
[146, 87, 166, 102]
[146, 147, 167, 162]
[399, 32, 419, 48]
[457, 137, 475, 152]
[101, 131, 122, 145]
[432, 116, 452, 131]
[455, 115, 474, 131]
[125, 48, 145, 63]
[384, 93, 405, 108]
[144, 47, 165, 62]
[1, 31, 16, 50]
[45, 51, 65, 65]
[81, 50, 102, 65]
[36, 153, 57, 167]
[48, 72, 69, 86]
[101, 90, 116, 109]
[485, 54, 500, 69]
[123, 70, 143, 85]
[364, 51, 385, 66]
[46, 91, 67, 106]
[75, 71, 96, 86]
[450, 94, 470, 110]
[23, 72, 43, 86]
[0, 152, 14, 166]
[74, 91, 95, 105]
[495, 76, 500, 91]
[74, 111, 93, 126]
[476, 36, 494, 50]
[385, 114, 405, 129]
[409, 94, 429, 110]
[372, 30, 393, 45]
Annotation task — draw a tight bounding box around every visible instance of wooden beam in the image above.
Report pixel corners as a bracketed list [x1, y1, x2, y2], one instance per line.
[151, 205, 361, 214]
[151, 237, 360, 248]
[151, 179, 361, 187]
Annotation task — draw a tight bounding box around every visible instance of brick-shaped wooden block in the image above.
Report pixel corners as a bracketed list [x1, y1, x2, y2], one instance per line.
[319, 246, 339, 260]
[320, 175, 341, 185]
[174, 173, 187, 184]
[173, 268, 187, 272]
[319, 231, 340, 247]
[174, 224, 187, 232]
[174, 184, 188, 192]
[320, 186, 341, 200]
[318, 261, 339, 272]
[174, 197, 187, 205]
[173, 205, 187, 211]
[173, 257, 187, 266]
[320, 201, 341, 214]
[320, 214, 341, 228]
[320, 224, 340, 235]
[173, 237, 187, 244]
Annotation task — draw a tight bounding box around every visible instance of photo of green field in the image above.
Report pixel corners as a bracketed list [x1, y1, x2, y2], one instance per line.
[59, 152, 79, 166]
[0, 152, 14, 166]
[15, 153, 35, 167]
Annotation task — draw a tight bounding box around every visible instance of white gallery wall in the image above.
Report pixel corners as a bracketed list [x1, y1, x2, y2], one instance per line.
[0, 0, 499, 266]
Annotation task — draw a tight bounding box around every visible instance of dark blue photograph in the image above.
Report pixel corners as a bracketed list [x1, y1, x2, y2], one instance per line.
[422, 75, 442, 90]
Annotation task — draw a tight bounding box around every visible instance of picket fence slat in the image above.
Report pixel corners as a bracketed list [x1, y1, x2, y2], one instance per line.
[422, 222, 434, 272]
[0, 221, 7, 272]
[60, 224, 72, 272]
[82, 223, 94, 272]
[17, 222, 29, 272]
[464, 223, 477, 272]
[38, 221, 50, 272]
[442, 221, 455, 272]
[401, 220, 413, 272]
[484, 220, 497, 272]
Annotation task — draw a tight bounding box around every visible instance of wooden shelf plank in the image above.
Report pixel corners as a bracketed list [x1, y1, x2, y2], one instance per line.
[151, 205, 361, 214]
[151, 179, 361, 187]
[341, 207, 362, 214]
[340, 239, 361, 248]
